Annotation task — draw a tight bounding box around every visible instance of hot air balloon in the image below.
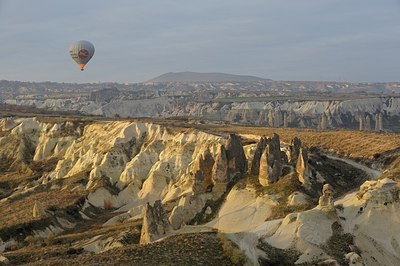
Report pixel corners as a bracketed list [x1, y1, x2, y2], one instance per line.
[69, 40, 95, 71]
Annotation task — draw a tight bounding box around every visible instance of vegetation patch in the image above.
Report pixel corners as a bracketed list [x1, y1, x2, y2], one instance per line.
[257, 239, 301, 266]
[246, 173, 316, 220]
[309, 154, 367, 197]
[267, 203, 314, 221]
[0, 217, 53, 242]
[217, 233, 247, 265]
[28, 158, 59, 175]
[321, 221, 354, 265]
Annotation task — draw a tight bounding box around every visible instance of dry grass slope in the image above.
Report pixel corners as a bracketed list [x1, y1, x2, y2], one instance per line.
[210, 125, 400, 159]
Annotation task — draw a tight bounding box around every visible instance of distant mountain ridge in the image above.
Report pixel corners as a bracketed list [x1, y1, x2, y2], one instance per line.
[147, 71, 268, 82]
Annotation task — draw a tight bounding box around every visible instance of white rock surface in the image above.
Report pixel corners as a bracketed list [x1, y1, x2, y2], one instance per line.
[207, 187, 277, 232]
[287, 191, 310, 206]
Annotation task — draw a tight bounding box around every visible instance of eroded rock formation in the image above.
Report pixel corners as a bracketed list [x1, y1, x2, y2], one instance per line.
[192, 148, 215, 194]
[211, 145, 229, 195]
[289, 137, 301, 165]
[259, 133, 282, 186]
[296, 148, 311, 185]
[318, 184, 335, 211]
[0, 254, 10, 265]
[32, 200, 47, 218]
[357, 178, 399, 204]
[226, 134, 247, 179]
[169, 194, 210, 230]
[250, 137, 267, 176]
[287, 191, 310, 206]
[140, 200, 172, 245]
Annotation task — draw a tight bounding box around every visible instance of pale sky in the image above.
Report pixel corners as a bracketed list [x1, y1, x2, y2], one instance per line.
[0, 0, 400, 83]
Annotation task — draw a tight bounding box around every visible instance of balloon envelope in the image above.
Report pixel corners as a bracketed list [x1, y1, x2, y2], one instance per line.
[69, 40, 95, 71]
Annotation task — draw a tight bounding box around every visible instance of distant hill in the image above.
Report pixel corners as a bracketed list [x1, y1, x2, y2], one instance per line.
[147, 72, 268, 82]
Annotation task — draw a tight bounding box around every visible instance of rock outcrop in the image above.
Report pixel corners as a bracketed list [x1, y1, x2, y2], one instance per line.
[357, 178, 398, 203]
[317, 184, 335, 211]
[296, 148, 311, 185]
[287, 191, 310, 206]
[258, 206, 337, 265]
[168, 194, 211, 230]
[289, 137, 301, 165]
[140, 200, 172, 245]
[211, 145, 229, 195]
[212, 145, 228, 183]
[258, 133, 282, 186]
[192, 148, 215, 194]
[0, 254, 10, 265]
[345, 252, 363, 266]
[32, 200, 47, 218]
[225, 177, 400, 266]
[359, 114, 364, 131]
[226, 134, 247, 179]
[365, 115, 371, 130]
[250, 137, 267, 176]
[375, 112, 383, 131]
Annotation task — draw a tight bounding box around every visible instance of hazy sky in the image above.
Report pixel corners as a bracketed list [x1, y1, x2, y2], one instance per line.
[1, 0, 400, 83]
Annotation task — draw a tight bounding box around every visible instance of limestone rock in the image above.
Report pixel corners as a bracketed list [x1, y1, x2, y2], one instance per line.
[287, 191, 310, 206]
[32, 200, 47, 218]
[261, 207, 336, 264]
[0, 255, 9, 265]
[258, 148, 271, 186]
[357, 178, 399, 204]
[268, 110, 274, 127]
[0, 118, 17, 132]
[79, 230, 134, 254]
[289, 137, 301, 165]
[317, 184, 335, 211]
[258, 133, 282, 186]
[210, 145, 229, 197]
[283, 112, 288, 128]
[192, 148, 215, 193]
[365, 115, 371, 130]
[375, 112, 383, 131]
[192, 171, 205, 195]
[296, 148, 311, 185]
[140, 200, 172, 245]
[212, 145, 229, 184]
[359, 114, 365, 131]
[169, 194, 211, 230]
[320, 113, 327, 130]
[345, 252, 363, 266]
[250, 137, 267, 176]
[226, 134, 247, 179]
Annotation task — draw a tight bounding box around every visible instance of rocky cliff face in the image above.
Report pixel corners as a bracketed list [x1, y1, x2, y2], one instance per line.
[6, 95, 400, 131]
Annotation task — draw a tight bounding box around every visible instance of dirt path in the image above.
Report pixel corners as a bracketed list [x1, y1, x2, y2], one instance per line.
[325, 154, 381, 179]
